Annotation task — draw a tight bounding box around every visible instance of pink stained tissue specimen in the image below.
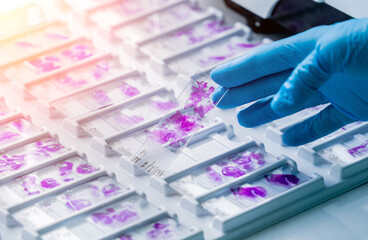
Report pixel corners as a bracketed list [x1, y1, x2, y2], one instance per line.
[199, 42, 261, 67]
[91, 89, 112, 106]
[264, 174, 300, 187]
[231, 186, 267, 199]
[150, 100, 178, 112]
[221, 166, 245, 178]
[0, 139, 65, 174]
[56, 76, 88, 89]
[146, 222, 174, 239]
[120, 83, 140, 97]
[91, 207, 138, 226]
[147, 80, 215, 149]
[28, 56, 61, 72]
[0, 131, 21, 144]
[230, 151, 266, 171]
[76, 164, 97, 174]
[114, 114, 144, 126]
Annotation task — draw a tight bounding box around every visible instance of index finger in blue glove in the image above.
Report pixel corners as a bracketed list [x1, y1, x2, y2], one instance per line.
[213, 69, 292, 109]
[210, 26, 328, 88]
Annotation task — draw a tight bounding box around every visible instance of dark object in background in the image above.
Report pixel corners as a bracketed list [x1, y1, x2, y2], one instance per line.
[224, 0, 351, 34]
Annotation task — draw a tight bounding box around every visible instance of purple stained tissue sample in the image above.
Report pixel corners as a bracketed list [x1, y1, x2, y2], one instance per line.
[119, 236, 132, 240]
[265, 174, 300, 187]
[114, 114, 144, 126]
[231, 186, 267, 199]
[174, 20, 232, 45]
[91, 89, 112, 106]
[0, 131, 20, 144]
[120, 83, 140, 97]
[92, 207, 138, 225]
[347, 141, 368, 157]
[65, 183, 121, 211]
[147, 81, 215, 149]
[92, 61, 110, 80]
[206, 167, 223, 183]
[228, 151, 266, 171]
[45, 32, 69, 40]
[76, 164, 97, 174]
[40, 178, 60, 188]
[15, 41, 37, 48]
[199, 42, 261, 67]
[57, 76, 88, 89]
[146, 222, 174, 239]
[222, 166, 245, 178]
[150, 100, 178, 112]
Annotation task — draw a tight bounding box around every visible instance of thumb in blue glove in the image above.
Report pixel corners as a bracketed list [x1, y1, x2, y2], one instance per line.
[211, 18, 368, 146]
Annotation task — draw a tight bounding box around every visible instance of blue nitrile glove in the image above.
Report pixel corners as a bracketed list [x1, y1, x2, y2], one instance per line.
[211, 18, 368, 146]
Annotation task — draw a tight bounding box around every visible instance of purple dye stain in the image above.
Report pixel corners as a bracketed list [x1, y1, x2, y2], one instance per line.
[120, 83, 140, 97]
[91, 89, 112, 106]
[21, 176, 40, 196]
[66, 199, 92, 211]
[92, 61, 110, 80]
[205, 167, 223, 183]
[146, 222, 173, 239]
[0, 154, 26, 173]
[58, 161, 74, 182]
[102, 184, 121, 197]
[76, 164, 97, 174]
[149, 100, 178, 112]
[61, 44, 93, 62]
[175, 20, 232, 45]
[41, 178, 60, 188]
[147, 81, 215, 149]
[222, 166, 245, 178]
[28, 57, 61, 72]
[114, 114, 144, 126]
[231, 186, 267, 199]
[265, 174, 300, 187]
[347, 141, 368, 157]
[0, 131, 21, 143]
[56, 76, 88, 89]
[92, 207, 138, 225]
[15, 41, 37, 48]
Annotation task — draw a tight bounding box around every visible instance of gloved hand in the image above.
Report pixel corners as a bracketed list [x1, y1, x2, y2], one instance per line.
[211, 18, 368, 146]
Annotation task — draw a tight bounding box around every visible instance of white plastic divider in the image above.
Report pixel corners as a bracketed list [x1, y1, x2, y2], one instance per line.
[0, 36, 83, 70]
[149, 138, 260, 196]
[12, 52, 112, 100]
[211, 173, 324, 232]
[21, 186, 137, 239]
[96, 211, 203, 240]
[0, 114, 48, 152]
[298, 122, 368, 179]
[119, 119, 228, 176]
[36, 69, 140, 118]
[0, 162, 107, 228]
[0, 108, 23, 126]
[0, 134, 75, 186]
[123, 7, 223, 58]
[149, 22, 251, 76]
[63, 86, 170, 138]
